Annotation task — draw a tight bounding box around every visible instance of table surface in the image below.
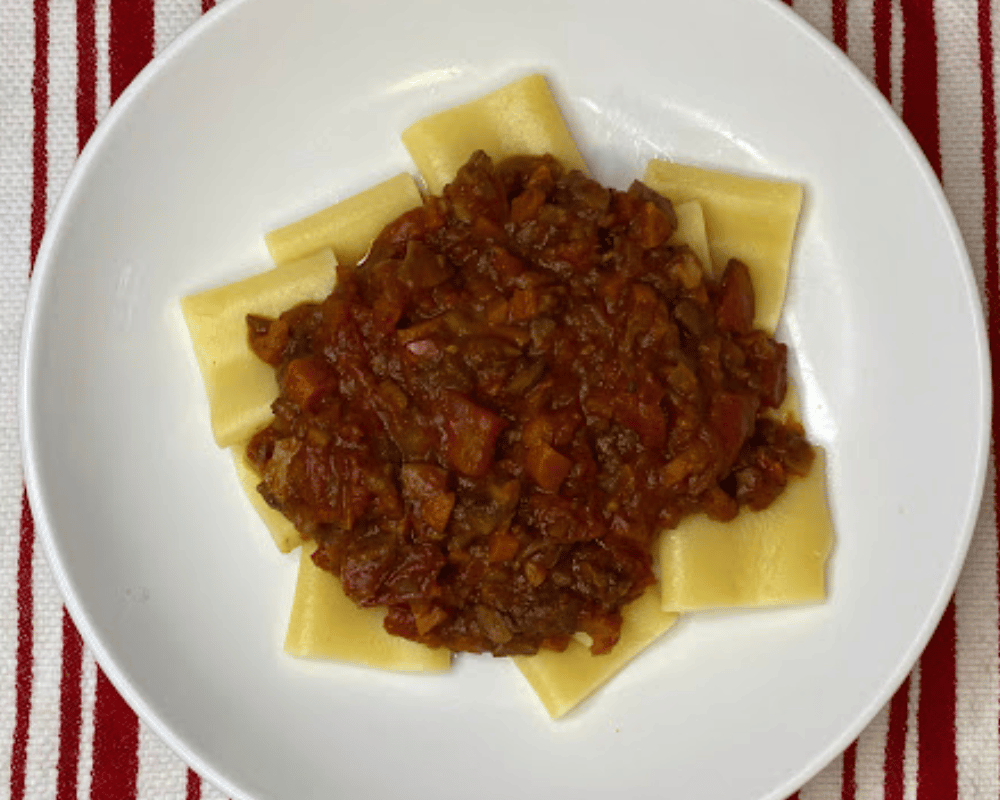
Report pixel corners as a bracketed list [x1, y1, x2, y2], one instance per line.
[2, 1, 998, 798]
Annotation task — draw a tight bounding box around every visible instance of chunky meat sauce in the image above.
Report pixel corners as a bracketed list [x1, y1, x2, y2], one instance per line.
[245, 152, 814, 657]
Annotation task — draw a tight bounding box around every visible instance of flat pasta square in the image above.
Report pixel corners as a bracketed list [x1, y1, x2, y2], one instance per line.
[642, 159, 803, 333]
[180, 248, 338, 447]
[660, 448, 833, 611]
[230, 444, 302, 553]
[265, 173, 423, 266]
[402, 73, 588, 194]
[285, 543, 452, 672]
[513, 588, 677, 718]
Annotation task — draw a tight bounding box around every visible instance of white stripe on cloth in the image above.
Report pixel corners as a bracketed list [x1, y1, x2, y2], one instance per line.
[75, 651, 98, 800]
[956, 464, 1000, 800]
[855, 703, 891, 800]
[790, 0, 837, 42]
[891, 0, 904, 113]
[24, 545, 63, 800]
[0, 0, 35, 788]
[202, 776, 232, 800]
[96, 0, 110, 121]
[801, 755, 844, 800]
[154, 0, 202, 56]
[903, 664, 920, 800]
[847, 0, 877, 86]
[47, 0, 79, 217]
[137, 720, 194, 800]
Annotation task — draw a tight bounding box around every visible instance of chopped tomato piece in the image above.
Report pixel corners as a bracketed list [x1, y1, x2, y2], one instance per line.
[441, 392, 507, 477]
[716, 259, 755, 334]
[280, 356, 337, 411]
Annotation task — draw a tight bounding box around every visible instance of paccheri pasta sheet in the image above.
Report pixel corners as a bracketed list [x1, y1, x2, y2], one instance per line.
[402, 73, 589, 194]
[180, 73, 832, 719]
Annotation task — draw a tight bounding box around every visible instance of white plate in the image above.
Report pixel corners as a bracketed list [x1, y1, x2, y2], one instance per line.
[20, 1, 989, 799]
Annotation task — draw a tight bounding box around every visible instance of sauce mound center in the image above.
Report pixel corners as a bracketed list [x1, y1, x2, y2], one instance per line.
[245, 151, 813, 657]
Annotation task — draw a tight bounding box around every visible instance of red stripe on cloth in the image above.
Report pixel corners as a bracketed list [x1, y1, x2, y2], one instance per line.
[91, 670, 140, 800]
[915, 603, 958, 800]
[186, 769, 202, 800]
[109, 0, 154, 103]
[900, 0, 942, 176]
[29, 0, 49, 274]
[841, 740, 857, 799]
[873, 0, 892, 101]
[202, 0, 215, 12]
[11, 493, 37, 800]
[883, 677, 910, 800]
[56, 611, 84, 800]
[832, 0, 847, 52]
[76, 0, 96, 147]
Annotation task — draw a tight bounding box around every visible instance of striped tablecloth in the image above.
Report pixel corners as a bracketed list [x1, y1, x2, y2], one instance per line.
[1, 1, 997, 798]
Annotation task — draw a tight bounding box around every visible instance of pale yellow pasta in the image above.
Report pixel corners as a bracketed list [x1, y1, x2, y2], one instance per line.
[180, 248, 338, 448]
[670, 199, 711, 272]
[642, 159, 803, 333]
[230, 445, 302, 554]
[265, 173, 423, 266]
[285, 542, 452, 672]
[514, 588, 677, 718]
[660, 448, 834, 612]
[402, 73, 588, 194]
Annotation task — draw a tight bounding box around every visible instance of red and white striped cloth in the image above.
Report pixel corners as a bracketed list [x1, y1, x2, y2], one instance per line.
[1, 0, 997, 798]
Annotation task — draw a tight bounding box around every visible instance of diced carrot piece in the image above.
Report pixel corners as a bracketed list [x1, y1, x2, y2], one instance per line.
[422, 493, 456, 533]
[510, 187, 546, 224]
[509, 287, 540, 321]
[522, 415, 554, 449]
[412, 602, 449, 636]
[526, 443, 573, 492]
[280, 357, 337, 411]
[633, 201, 673, 249]
[488, 529, 520, 563]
